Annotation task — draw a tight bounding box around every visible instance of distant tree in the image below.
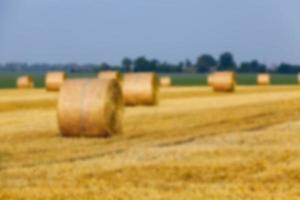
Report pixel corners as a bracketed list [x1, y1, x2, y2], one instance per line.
[158, 62, 179, 72]
[239, 60, 267, 73]
[122, 57, 132, 72]
[277, 63, 300, 74]
[195, 54, 217, 72]
[134, 56, 146, 71]
[178, 62, 184, 68]
[185, 59, 193, 68]
[218, 52, 237, 71]
[100, 62, 111, 71]
[149, 59, 159, 71]
[134, 56, 151, 71]
[178, 61, 184, 72]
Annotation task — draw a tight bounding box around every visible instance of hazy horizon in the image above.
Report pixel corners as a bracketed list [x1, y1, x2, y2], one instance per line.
[0, 0, 300, 65]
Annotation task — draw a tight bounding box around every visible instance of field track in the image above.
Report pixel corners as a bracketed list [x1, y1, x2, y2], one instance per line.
[1, 86, 300, 199]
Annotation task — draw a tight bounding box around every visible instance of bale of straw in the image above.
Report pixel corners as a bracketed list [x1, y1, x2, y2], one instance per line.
[123, 73, 159, 105]
[98, 71, 122, 84]
[46, 72, 67, 91]
[257, 73, 270, 86]
[207, 74, 215, 86]
[57, 79, 123, 137]
[298, 73, 300, 84]
[160, 76, 172, 87]
[17, 76, 34, 89]
[211, 71, 235, 92]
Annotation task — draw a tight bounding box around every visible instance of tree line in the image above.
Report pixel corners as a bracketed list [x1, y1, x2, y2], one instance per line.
[1, 52, 300, 74]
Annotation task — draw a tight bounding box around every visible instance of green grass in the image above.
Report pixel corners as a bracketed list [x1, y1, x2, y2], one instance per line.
[0, 72, 298, 88]
[169, 73, 298, 86]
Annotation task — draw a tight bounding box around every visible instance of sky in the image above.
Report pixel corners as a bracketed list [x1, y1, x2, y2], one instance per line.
[0, 0, 300, 65]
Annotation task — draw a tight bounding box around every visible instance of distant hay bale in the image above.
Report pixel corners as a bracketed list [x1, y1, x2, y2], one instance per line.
[57, 79, 123, 137]
[160, 76, 172, 87]
[298, 74, 300, 84]
[17, 76, 34, 89]
[98, 71, 122, 84]
[207, 74, 215, 86]
[46, 72, 67, 91]
[123, 73, 159, 106]
[257, 73, 270, 86]
[211, 71, 235, 92]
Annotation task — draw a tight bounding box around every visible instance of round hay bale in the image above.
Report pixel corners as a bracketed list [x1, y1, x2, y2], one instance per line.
[297, 73, 300, 84]
[207, 74, 215, 86]
[98, 71, 122, 84]
[17, 76, 34, 89]
[257, 73, 270, 86]
[123, 73, 159, 106]
[160, 76, 172, 87]
[211, 71, 235, 92]
[46, 72, 67, 91]
[57, 79, 123, 137]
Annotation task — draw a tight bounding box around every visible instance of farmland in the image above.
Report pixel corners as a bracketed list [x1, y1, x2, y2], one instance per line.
[0, 72, 298, 88]
[1, 85, 300, 199]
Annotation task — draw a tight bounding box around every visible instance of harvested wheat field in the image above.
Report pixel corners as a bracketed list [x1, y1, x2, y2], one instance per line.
[1, 85, 300, 199]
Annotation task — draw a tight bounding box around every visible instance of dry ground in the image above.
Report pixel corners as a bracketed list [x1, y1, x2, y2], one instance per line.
[1, 86, 300, 199]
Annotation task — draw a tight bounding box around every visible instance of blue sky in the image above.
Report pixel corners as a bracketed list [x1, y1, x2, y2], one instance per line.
[0, 0, 300, 65]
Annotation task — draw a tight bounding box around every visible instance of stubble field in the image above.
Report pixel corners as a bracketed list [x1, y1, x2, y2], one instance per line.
[1, 85, 300, 199]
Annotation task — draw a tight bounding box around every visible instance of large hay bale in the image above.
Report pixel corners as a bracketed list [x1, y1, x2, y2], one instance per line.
[17, 76, 34, 89]
[257, 73, 270, 86]
[160, 76, 172, 87]
[211, 71, 235, 92]
[123, 73, 159, 105]
[207, 74, 215, 86]
[298, 73, 300, 84]
[46, 72, 67, 91]
[98, 71, 122, 84]
[57, 79, 123, 137]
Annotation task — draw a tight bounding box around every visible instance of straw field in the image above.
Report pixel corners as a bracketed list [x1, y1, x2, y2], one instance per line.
[1, 86, 300, 199]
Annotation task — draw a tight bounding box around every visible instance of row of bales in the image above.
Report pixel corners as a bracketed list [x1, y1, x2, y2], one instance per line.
[17, 72, 67, 91]
[16, 73, 172, 90]
[13, 71, 290, 138]
[207, 72, 298, 92]
[16, 72, 300, 93]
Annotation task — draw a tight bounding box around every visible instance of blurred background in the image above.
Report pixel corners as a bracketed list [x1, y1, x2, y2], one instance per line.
[0, 0, 300, 87]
